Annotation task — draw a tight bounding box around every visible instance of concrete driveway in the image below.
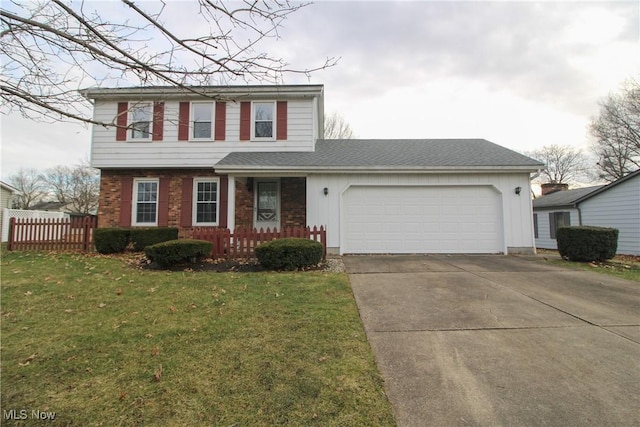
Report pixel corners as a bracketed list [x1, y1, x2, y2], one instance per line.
[344, 255, 640, 427]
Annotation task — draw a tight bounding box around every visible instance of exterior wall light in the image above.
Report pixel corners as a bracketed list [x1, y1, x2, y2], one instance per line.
[515, 186, 522, 195]
[323, 187, 329, 196]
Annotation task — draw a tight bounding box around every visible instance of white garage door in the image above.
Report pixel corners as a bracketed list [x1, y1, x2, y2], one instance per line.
[343, 185, 503, 254]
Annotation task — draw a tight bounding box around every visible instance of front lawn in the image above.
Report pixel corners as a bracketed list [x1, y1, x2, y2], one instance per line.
[1, 252, 395, 426]
[537, 250, 640, 282]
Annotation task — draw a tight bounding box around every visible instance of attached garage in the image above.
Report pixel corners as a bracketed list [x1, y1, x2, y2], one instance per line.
[342, 185, 503, 254]
[215, 139, 544, 255]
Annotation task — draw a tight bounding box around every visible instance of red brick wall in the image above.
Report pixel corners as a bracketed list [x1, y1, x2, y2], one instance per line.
[99, 171, 307, 233]
[234, 180, 254, 229]
[98, 169, 221, 238]
[281, 177, 306, 228]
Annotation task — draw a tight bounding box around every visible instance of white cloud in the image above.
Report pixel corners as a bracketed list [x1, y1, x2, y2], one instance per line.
[1, 0, 637, 181]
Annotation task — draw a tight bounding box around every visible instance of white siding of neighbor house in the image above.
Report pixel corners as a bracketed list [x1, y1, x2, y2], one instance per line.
[0, 186, 14, 242]
[534, 208, 580, 250]
[306, 172, 535, 254]
[90, 99, 316, 168]
[579, 176, 640, 255]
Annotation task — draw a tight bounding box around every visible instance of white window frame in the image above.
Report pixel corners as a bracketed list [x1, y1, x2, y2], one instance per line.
[128, 102, 153, 141]
[192, 177, 220, 226]
[251, 101, 276, 141]
[190, 101, 215, 141]
[132, 178, 159, 226]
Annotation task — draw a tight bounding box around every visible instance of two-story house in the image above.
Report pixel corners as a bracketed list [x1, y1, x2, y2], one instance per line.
[82, 84, 543, 255]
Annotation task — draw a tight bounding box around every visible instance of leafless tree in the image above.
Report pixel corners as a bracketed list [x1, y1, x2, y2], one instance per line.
[1, 1, 337, 127]
[44, 160, 100, 214]
[589, 79, 640, 182]
[324, 112, 355, 139]
[526, 144, 589, 184]
[8, 168, 46, 208]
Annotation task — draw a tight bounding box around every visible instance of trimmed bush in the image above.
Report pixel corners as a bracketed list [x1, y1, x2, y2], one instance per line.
[94, 228, 130, 254]
[130, 227, 179, 251]
[556, 226, 618, 262]
[255, 238, 323, 271]
[144, 239, 213, 267]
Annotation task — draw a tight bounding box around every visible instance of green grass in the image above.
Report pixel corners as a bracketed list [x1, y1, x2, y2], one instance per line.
[538, 251, 640, 282]
[1, 252, 395, 426]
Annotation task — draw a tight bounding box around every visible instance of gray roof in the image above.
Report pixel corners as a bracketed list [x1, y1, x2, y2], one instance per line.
[215, 139, 544, 172]
[532, 186, 604, 209]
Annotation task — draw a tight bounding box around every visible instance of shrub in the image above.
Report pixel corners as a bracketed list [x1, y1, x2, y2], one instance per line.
[144, 239, 212, 267]
[255, 238, 324, 271]
[94, 228, 130, 254]
[130, 227, 179, 251]
[556, 226, 618, 262]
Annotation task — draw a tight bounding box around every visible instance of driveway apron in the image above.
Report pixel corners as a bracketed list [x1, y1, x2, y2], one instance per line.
[345, 255, 640, 427]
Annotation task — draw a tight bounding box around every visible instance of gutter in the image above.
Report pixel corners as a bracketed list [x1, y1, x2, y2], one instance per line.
[80, 85, 324, 101]
[213, 165, 544, 175]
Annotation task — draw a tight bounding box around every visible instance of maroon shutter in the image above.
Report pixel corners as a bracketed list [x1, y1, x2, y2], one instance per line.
[178, 102, 190, 141]
[116, 102, 128, 141]
[152, 102, 164, 141]
[240, 102, 251, 141]
[215, 102, 226, 141]
[219, 175, 228, 228]
[119, 176, 133, 226]
[158, 177, 170, 226]
[180, 177, 193, 227]
[277, 101, 287, 140]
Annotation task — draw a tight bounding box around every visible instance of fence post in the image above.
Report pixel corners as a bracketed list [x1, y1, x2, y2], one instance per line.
[7, 217, 15, 251]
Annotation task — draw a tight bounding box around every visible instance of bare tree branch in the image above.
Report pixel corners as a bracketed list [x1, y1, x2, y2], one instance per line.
[7, 168, 46, 209]
[1, 0, 337, 126]
[324, 112, 355, 139]
[589, 78, 640, 182]
[526, 144, 589, 185]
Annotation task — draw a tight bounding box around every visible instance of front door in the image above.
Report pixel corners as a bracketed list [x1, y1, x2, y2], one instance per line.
[254, 179, 280, 230]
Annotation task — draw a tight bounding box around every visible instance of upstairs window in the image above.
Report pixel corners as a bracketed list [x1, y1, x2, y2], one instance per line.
[253, 102, 274, 139]
[130, 103, 152, 140]
[133, 178, 158, 225]
[193, 178, 219, 225]
[191, 102, 214, 140]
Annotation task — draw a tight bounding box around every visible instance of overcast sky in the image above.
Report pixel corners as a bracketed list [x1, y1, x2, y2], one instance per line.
[1, 0, 638, 181]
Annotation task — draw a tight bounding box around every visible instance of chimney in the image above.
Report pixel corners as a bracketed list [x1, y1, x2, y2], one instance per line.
[541, 183, 569, 195]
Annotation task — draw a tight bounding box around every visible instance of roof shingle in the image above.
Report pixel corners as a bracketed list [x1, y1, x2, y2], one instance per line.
[215, 139, 543, 170]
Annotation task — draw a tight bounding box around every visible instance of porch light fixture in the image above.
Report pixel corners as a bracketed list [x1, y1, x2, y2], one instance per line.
[323, 187, 329, 196]
[515, 186, 522, 195]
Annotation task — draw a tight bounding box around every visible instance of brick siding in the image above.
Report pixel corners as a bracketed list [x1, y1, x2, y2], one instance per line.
[99, 170, 307, 234]
[281, 177, 306, 228]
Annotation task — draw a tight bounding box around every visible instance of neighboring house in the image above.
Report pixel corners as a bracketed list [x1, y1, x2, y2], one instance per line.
[1, 181, 18, 242]
[82, 85, 543, 255]
[30, 201, 71, 212]
[28, 201, 96, 218]
[533, 169, 640, 255]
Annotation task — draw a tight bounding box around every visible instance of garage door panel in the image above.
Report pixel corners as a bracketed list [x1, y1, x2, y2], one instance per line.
[343, 186, 503, 254]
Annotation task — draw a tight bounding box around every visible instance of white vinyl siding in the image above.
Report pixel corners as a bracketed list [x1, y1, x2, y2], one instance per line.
[90, 99, 316, 168]
[132, 178, 159, 226]
[193, 177, 219, 226]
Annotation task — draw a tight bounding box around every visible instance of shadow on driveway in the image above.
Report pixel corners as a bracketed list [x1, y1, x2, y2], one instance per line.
[345, 255, 640, 427]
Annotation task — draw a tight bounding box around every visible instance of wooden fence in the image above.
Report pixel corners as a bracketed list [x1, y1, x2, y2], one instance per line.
[192, 226, 326, 259]
[7, 216, 97, 252]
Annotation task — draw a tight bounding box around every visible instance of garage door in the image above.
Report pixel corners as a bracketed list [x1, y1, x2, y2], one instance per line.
[343, 185, 503, 254]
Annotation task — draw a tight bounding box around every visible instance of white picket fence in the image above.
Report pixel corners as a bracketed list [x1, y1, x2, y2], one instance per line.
[2, 209, 68, 242]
